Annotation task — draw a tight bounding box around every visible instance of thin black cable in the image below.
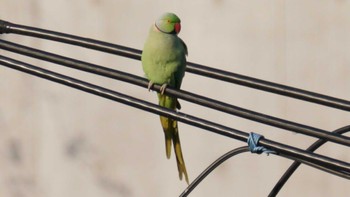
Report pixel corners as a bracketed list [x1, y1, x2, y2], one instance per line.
[1, 55, 350, 177]
[268, 125, 350, 197]
[0, 20, 141, 60]
[1, 19, 350, 112]
[275, 152, 350, 179]
[180, 146, 250, 197]
[180, 144, 350, 197]
[1, 39, 350, 148]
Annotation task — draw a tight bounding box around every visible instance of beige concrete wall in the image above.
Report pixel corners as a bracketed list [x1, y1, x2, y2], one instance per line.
[1, 0, 349, 196]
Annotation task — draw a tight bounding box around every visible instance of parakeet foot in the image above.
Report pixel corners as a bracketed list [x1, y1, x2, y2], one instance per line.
[160, 84, 168, 95]
[147, 81, 154, 91]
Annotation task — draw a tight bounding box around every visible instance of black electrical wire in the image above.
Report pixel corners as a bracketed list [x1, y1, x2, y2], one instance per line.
[180, 146, 250, 197]
[180, 143, 350, 197]
[0, 20, 142, 61]
[1, 19, 350, 112]
[268, 125, 350, 197]
[1, 39, 350, 148]
[181, 127, 350, 196]
[1, 55, 350, 177]
[275, 151, 350, 179]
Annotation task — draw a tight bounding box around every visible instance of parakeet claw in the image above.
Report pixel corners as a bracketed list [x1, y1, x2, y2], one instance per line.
[147, 81, 154, 91]
[160, 84, 168, 95]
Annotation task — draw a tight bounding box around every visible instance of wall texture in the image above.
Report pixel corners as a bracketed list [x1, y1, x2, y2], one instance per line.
[1, 1, 349, 196]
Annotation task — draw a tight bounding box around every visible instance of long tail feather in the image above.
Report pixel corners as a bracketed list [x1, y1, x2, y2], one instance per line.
[158, 93, 189, 184]
[172, 120, 189, 184]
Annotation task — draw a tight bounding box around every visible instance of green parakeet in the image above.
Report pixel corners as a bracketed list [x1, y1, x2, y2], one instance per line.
[141, 13, 189, 184]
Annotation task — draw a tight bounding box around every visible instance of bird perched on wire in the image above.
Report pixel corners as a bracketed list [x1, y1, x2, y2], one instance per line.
[141, 12, 189, 184]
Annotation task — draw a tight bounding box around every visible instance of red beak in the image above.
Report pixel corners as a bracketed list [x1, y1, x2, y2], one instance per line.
[175, 23, 181, 34]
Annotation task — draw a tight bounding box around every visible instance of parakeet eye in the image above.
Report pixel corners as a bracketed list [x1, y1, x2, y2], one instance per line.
[167, 20, 170, 23]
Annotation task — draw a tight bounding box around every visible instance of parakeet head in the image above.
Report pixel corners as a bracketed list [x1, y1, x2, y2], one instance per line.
[155, 13, 181, 35]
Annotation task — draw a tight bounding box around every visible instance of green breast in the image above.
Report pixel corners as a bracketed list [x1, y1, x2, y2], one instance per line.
[142, 28, 186, 88]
